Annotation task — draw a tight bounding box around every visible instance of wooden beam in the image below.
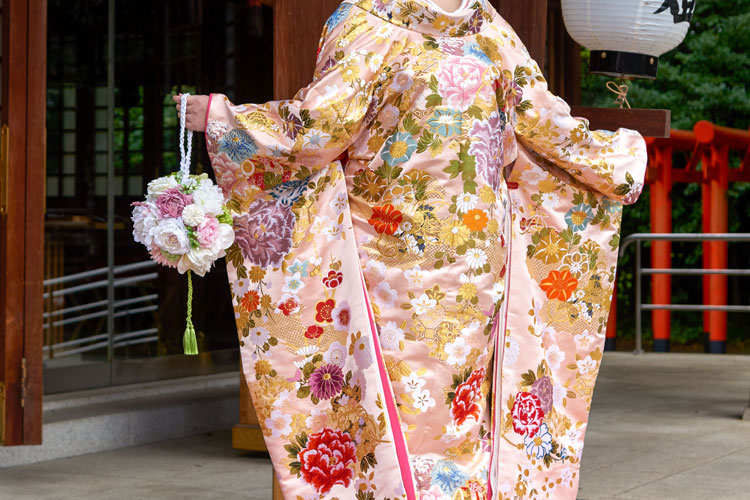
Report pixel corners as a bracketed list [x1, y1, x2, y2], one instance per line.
[273, 0, 341, 100]
[493, 0, 548, 69]
[570, 106, 671, 138]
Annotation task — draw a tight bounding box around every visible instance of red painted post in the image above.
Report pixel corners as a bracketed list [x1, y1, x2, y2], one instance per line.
[706, 145, 729, 353]
[649, 146, 672, 351]
[700, 152, 711, 339]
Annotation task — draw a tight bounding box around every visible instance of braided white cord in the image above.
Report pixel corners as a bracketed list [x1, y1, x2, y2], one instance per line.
[179, 93, 194, 184]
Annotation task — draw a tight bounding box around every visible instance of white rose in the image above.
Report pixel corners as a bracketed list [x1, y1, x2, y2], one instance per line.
[152, 218, 189, 255]
[178, 247, 215, 277]
[132, 202, 158, 246]
[191, 179, 224, 216]
[209, 223, 235, 257]
[146, 176, 178, 199]
[181, 204, 206, 227]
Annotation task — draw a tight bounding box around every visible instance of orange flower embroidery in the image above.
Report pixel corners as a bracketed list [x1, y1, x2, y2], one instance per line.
[241, 290, 261, 311]
[539, 269, 578, 301]
[462, 209, 488, 231]
[368, 204, 403, 235]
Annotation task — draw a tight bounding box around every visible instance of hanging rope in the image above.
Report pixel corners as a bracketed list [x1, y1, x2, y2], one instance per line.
[178, 93, 194, 184]
[606, 81, 631, 109]
[178, 93, 198, 355]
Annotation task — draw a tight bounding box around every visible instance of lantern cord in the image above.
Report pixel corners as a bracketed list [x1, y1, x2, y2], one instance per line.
[606, 81, 631, 109]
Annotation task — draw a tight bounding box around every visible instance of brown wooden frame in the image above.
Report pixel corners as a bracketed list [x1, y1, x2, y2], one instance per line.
[0, 0, 45, 446]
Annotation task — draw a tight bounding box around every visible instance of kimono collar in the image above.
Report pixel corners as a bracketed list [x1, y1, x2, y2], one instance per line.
[348, 0, 495, 37]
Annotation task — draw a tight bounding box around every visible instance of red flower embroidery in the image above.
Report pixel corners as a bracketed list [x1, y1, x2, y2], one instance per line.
[368, 204, 403, 235]
[511, 391, 545, 437]
[451, 367, 485, 427]
[298, 428, 356, 495]
[315, 298, 336, 323]
[251, 172, 265, 189]
[305, 325, 324, 339]
[282, 169, 292, 183]
[277, 296, 299, 316]
[322, 270, 343, 288]
[240, 290, 260, 312]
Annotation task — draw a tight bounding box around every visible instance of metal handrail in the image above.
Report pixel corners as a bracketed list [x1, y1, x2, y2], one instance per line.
[619, 233, 750, 354]
[42, 261, 160, 358]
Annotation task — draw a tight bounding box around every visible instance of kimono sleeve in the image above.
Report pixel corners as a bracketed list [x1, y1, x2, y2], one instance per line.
[500, 25, 648, 205]
[204, 4, 384, 200]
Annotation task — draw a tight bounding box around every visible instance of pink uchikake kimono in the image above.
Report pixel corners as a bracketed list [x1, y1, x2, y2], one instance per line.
[203, 1, 647, 499]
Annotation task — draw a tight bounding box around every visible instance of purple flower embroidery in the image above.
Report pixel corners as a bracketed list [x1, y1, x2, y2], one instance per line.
[466, 10, 484, 35]
[156, 187, 193, 218]
[530, 375, 553, 414]
[309, 363, 345, 400]
[468, 112, 505, 192]
[233, 198, 295, 268]
[286, 114, 304, 141]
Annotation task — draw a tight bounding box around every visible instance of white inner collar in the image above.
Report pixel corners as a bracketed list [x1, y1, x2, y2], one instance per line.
[424, 0, 474, 16]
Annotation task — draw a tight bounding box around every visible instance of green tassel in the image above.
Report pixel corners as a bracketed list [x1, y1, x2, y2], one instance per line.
[183, 270, 199, 355]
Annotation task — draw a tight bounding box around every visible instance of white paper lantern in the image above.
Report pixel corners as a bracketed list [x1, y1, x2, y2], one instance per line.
[561, 0, 695, 79]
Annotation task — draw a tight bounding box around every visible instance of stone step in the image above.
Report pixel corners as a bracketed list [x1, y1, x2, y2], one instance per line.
[0, 372, 240, 468]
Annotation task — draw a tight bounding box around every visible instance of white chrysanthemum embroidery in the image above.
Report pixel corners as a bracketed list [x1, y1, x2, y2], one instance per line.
[455, 192, 479, 212]
[503, 336, 520, 366]
[465, 248, 488, 270]
[248, 327, 270, 348]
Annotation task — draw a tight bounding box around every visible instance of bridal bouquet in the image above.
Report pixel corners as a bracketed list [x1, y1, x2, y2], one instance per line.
[131, 93, 234, 354]
[131, 173, 234, 277]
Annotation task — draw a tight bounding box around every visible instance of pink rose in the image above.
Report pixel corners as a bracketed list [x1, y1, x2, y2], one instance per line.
[156, 187, 193, 218]
[196, 216, 219, 247]
[437, 55, 492, 111]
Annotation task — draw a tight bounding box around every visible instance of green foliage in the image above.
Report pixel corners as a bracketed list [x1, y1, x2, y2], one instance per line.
[580, 0, 750, 349]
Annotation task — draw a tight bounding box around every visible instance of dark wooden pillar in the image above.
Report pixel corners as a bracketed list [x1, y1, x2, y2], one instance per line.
[1, 0, 46, 446]
[493, 0, 548, 69]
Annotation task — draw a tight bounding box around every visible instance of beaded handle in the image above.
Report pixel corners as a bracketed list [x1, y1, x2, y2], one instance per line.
[179, 93, 193, 183]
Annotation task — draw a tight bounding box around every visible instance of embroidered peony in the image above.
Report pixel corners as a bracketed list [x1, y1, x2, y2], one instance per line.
[437, 55, 491, 111]
[512, 391, 545, 437]
[155, 187, 193, 219]
[211, 152, 251, 199]
[530, 376, 554, 414]
[451, 367, 485, 427]
[298, 428, 356, 494]
[309, 363, 345, 400]
[233, 199, 294, 268]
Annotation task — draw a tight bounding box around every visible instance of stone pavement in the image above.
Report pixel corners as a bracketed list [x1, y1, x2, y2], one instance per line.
[0, 352, 748, 499]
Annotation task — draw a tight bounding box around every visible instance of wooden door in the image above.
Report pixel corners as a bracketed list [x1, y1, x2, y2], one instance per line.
[0, 0, 45, 446]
